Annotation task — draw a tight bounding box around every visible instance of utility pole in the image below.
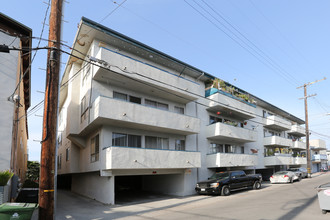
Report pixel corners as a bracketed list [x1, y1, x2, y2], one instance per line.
[39, 0, 63, 219]
[297, 77, 326, 178]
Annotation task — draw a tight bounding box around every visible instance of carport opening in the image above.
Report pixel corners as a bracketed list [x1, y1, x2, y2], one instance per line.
[57, 174, 72, 190]
[115, 174, 179, 204]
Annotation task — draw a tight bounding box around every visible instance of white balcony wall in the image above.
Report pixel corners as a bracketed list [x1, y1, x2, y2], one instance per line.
[87, 96, 200, 135]
[264, 115, 291, 131]
[264, 155, 294, 166]
[207, 92, 256, 120]
[291, 141, 306, 150]
[206, 122, 257, 143]
[310, 139, 327, 150]
[263, 136, 292, 147]
[289, 125, 305, 136]
[104, 146, 201, 169]
[206, 153, 258, 168]
[294, 157, 307, 165]
[94, 47, 200, 100]
[312, 154, 328, 162]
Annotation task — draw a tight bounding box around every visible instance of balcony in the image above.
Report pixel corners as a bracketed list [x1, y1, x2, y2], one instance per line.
[290, 141, 306, 150]
[264, 155, 294, 166]
[263, 136, 292, 147]
[312, 154, 328, 162]
[263, 115, 291, 131]
[93, 47, 200, 102]
[81, 96, 200, 135]
[205, 88, 256, 120]
[206, 122, 257, 143]
[310, 139, 327, 151]
[104, 146, 201, 169]
[206, 153, 258, 168]
[294, 157, 307, 165]
[288, 125, 305, 137]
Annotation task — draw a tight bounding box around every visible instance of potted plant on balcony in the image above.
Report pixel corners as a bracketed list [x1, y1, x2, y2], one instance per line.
[0, 170, 13, 204]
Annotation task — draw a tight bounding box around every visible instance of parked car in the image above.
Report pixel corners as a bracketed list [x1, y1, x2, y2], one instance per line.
[270, 171, 296, 184]
[288, 167, 307, 179]
[195, 170, 262, 196]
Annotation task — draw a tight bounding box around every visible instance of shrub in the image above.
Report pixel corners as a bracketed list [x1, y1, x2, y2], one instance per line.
[0, 170, 14, 186]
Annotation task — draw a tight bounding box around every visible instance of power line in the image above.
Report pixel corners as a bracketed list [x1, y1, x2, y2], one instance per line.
[184, 0, 298, 87]
[7, 0, 51, 100]
[199, 0, 301, 86]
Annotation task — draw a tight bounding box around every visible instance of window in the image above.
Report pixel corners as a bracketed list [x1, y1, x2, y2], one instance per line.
[209, 116, 222, 124]
[82, 64, 91, 86]
[113, 91, 127, 101]
[66, 148, 70, 161]
[145, 99, 168, 110]
[210, 143, 223, 153]
[57, 133, 62, 146]
[129, 96, 141, 104]
[145, 136, 169, 149]
[240, 146, 244, 154]
[225, 144, 233, 153]
[81, 96, 88, 122]
[91, 134, 99, 162]
[112, 133, 141, 148]
[58, 154, 62, 169]
[113, 91, 141, 104]
[175, 139, 185, 151]
[174, 106, 184, 114]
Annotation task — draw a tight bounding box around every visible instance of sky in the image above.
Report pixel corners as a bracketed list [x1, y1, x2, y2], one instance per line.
[2, 0, 330, 161]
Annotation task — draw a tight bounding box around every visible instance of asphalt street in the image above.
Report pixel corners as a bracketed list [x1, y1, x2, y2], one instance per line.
[55, 172, 330, 220]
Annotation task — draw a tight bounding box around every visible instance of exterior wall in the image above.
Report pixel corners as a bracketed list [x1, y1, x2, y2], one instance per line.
[0, 32, 19, 172]
[72, 172, 114, 204]
[0, 32, 28, 181]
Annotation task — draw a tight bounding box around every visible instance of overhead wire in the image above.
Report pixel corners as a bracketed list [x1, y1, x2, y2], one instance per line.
[184, 0, 298, 87]
[8, 0, 51, 100]
[199, 0, 301, 86]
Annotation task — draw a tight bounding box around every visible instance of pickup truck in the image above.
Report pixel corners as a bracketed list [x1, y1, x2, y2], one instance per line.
[195, 170, 262, 196]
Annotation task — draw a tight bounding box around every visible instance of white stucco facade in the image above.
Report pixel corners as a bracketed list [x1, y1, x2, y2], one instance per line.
[57, 17, 314, 204]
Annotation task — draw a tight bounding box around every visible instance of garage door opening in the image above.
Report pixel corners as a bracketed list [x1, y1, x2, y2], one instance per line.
[115, 174, 179, 204]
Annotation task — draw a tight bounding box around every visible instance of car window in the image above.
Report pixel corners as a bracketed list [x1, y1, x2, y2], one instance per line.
[209, 172, 229, 179]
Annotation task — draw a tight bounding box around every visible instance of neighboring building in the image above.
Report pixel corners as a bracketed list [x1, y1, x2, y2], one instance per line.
[326, 150, 330, 170]
[57, 17, 306, 204]
[310, 139, 328, 172]
[0, 13, 31, 201]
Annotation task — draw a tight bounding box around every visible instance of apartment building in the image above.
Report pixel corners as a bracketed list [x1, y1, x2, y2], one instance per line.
[58, 17, 306, 204]
[0, 13, 31, 202]
[310, 139, 328, 172]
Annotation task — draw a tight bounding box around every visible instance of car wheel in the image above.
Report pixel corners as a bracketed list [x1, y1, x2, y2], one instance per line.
[221, 185, 230, 196]
[290, 178, 293, 183]
[253, 181, 261, 190]
[298, 175, 302, 181]
[322, 210, 327, 214]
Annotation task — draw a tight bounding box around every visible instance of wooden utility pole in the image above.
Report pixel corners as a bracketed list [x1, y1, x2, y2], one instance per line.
[39, 0, 63, 219]
[297, 77, 326, 178]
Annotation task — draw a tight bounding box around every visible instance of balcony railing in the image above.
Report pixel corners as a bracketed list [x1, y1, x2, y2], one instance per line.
[263, 136, 292, 147]
[263, 115, 291, 131]
[290, 141, 306, 150]
[206, 153, 258, 168]
[264, 155, 306, 166]
[206, 122, 257, 143]
[288, 125, 305, 137]
[205, 88, 256, 120]
[104, 146, 201, 169]
[83, 96, 200, 135]
[312, 154, 328, 162]
[94, 47, 200, 101]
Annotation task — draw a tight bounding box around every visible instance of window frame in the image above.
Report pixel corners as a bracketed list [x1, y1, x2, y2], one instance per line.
[91, 134, 100, 163]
